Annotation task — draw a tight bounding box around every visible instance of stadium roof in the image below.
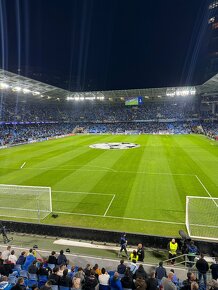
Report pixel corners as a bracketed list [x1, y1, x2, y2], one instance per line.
[0, 69, 218, 101]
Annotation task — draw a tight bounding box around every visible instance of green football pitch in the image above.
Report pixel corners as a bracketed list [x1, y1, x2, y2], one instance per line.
[0, 134, 217, 237]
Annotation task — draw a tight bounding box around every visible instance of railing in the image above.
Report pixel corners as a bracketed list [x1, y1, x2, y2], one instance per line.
[163, 254, 216, 269]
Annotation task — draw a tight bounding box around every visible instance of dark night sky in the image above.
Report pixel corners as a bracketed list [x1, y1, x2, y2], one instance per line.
[0, 0, 210, 91]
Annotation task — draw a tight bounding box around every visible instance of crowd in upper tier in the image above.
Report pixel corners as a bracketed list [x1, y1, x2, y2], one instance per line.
[0, 97, 216, 123]
[0, 96, 217, 146]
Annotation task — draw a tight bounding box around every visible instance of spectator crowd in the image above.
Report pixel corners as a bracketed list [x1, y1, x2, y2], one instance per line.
[0, 243, 217, 290]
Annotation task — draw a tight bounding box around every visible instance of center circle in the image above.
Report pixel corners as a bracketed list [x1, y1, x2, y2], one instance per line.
[89, 142, 140, 150]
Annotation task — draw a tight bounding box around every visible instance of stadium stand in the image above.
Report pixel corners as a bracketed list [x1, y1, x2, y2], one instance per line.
[0, 245, 217, 290]
[0, 91, 217, 146]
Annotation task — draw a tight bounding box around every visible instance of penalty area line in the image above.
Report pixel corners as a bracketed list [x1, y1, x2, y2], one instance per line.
[195, 175, 218, 207]
[54, 211, 185, 226]
[104, 194, 116, 216]
[20, 162, 26, 169]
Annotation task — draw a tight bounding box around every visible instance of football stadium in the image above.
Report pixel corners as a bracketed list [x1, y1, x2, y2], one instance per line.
[0, 1, 218, 289]
[0, 69, 217, 240]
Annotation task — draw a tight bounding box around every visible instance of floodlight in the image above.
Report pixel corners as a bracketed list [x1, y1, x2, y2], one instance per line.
[0, 82, 9, 89]
[32, 91, 40, 95]
[23, 88, 31, 94]
[12, 86, 21, 92]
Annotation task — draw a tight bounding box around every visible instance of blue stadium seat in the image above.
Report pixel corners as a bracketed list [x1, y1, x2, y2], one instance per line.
[28, 273, 38, 280]
[51, 285, 59, 290]
[59, 286, 71, 290]
[20, 270, 28, 279]
[48, 263, 56, 270]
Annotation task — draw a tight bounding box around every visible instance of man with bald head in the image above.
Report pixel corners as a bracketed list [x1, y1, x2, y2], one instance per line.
[167, 239, 178, 265]
[161, 272, 177, 290]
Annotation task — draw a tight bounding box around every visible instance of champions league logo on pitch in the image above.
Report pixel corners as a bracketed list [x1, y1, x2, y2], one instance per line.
[89, 142, 140, 150]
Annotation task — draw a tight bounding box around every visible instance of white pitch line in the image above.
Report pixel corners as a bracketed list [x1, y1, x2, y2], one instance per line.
[20, 162, 26, 169]
[195, 175, 218, 207]
[190, 223, 218, 229]
[21, 167, 194, 176]
[53, 190, 114, 196]
[54, 210, 185, 225]
[104, 194, 116, 216]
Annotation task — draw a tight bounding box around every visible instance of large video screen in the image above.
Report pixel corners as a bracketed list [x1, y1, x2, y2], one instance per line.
[125, 96, 143, 106]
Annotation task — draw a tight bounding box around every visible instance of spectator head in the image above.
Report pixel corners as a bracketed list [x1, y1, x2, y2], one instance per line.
[11, 250, 15, 255]
[63, 269, 68, 276]
[191, 282, 199, 290]
[86, 264, 91, 270]
[138, 243, 143, 249]
[59, 264, 66, 270]
[101, 268, 106, 274]
[168, 272, 174, 280]
[113, 272, 119, 280]
[200, 253, 205, 259]
[93, 264, 98, 270]
[120, 259, 124, 264]
[53, 267, 59, 274]
[17, 277, 24, 285]
[29, 249, 33, 253]
[71, 264, 75, 271]
[45, 281, 53, 288]
[132, 259, 137, 264]
[60, 250, 64, 255]
[133, 250, 137, 256]
[21, 251, 26, 256]
[150, 271, 155, 278]
[7, 246, 11, 251]
[90, 269, 96, 276]
[159, 261, 163, 267]
[51, 251, 56, 255]
[171, 239, 176, 244]
[170, 269, 174, 273]
[78, 267, 83, 272]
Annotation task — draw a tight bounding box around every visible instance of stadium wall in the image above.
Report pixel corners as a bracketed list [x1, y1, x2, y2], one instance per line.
[2, 221, 217, 256]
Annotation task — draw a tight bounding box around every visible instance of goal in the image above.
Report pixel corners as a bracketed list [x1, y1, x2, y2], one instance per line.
[0, 184, 52, 221]
[186, 196, 218, 241]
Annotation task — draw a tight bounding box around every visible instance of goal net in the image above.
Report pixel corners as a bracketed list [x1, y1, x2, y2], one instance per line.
[0, 184, 52, 221]
[186, 196, 218, 241]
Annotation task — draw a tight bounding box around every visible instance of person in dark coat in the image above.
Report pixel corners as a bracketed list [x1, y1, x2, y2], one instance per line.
[135, 264, 148, 280]
[83, 269, 98, 290]
[57, 250, 67, 266]
[210, 258, 218, 280]
[121, 268, 133, 289]
[147, 270, 158, 290]
[48, 267, 60, 285]
[47, 251, 57, 265]
[11, 277, 26, 290]
[137, 244, 145, 262]
[196, 254, 209, 286]
[16, 252, 26, 266]
[59, 269, 73, 288]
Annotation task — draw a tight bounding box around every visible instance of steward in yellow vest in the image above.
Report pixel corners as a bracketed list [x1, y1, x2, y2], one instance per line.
[167, 238, 178, 264]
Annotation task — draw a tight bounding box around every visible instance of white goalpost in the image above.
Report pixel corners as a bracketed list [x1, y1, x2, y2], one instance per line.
[186, 196, 218, 241]
[0, 184, 52, 221]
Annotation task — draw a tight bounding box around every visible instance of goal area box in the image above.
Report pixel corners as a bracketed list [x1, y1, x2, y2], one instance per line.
[186, 196, 218, 241]
[0, 184, 52, 221]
